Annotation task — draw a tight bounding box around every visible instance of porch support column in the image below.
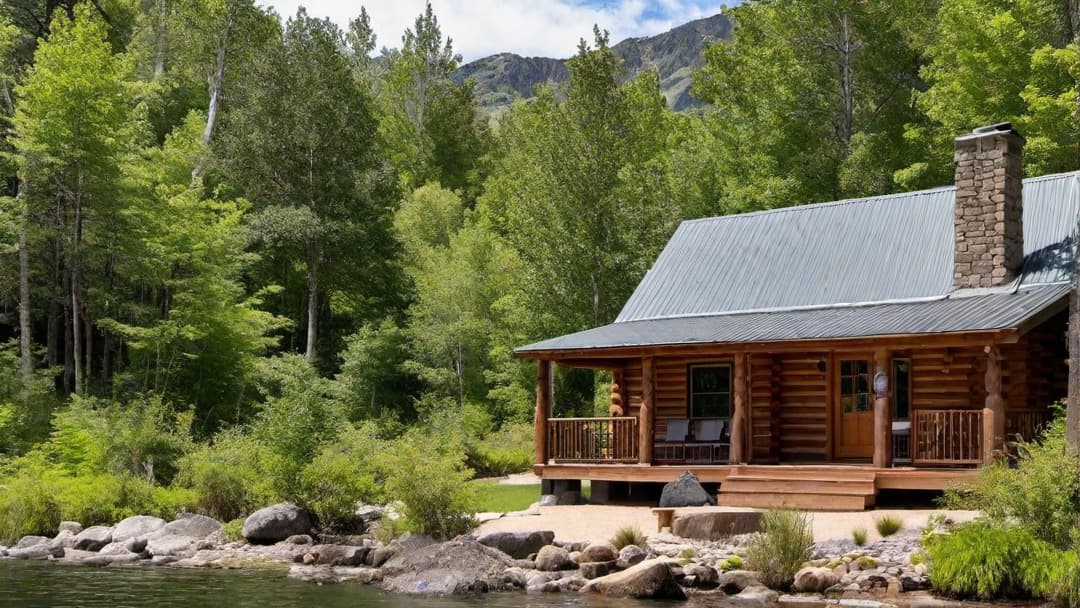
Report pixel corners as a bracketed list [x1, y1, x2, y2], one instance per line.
[610, 368, 626, 416]
[983, 346, 1006, 464]
[639, 356, 655, 464]
[730, 352, 749, 464]
[534, 359, 552, 466]
[873, 348, 892, 468]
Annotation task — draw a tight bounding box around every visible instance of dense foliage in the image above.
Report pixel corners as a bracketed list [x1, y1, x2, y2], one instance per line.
[1, 0, 1080, 540]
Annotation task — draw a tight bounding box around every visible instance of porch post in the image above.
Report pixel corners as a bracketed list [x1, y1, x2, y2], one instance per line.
[730, 352, 749, 464]
[534, 359, 552, 466]
[873, 348, 892, 468]
[639, 356, 655, 464]
[983, 346, 1006, 464]
[610, 368, 626, 416]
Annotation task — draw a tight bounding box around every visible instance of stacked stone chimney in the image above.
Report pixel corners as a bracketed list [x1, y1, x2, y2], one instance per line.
[953, 123, 1025, 289]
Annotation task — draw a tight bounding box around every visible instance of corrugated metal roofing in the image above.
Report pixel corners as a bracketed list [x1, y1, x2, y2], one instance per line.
[517, 171, 1080, 354]
[518, 284, 1069, 353]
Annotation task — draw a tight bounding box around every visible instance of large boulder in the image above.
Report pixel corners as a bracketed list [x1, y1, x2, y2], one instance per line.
[72, 526, 114, 551]
[242, 503, 312, 544]
[672, 511, 763, 541]
[476, 530, 554, 559]
[682, 563, 720, 588]
[16, 535, 49, 549]
[578, 541, 618, 564]
[146, 534, 195, 557]
[718, 569, 763, 594]
[160, 514, 222, 539]
[381, 538, 514, 595]
[306, 544, 371, 567]
[734, 585, 781, 608]
[113, 515, 166, 543]
[659, 471, 715, 507]
[8, 541, 64, 560]
[535, 545, 573, 571]
[617, 544, 647, 569]
[793, 567, 840, 593]
[581, 558, 686, 599]
[57, 521, 83, 535]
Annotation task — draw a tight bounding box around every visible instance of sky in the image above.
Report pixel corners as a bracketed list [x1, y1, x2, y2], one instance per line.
[260, 0, 733, 62]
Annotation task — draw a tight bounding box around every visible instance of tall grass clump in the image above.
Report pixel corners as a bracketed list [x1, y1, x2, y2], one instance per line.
[852, 526, 868, 546]
[611, 524, 647, 549]
[875, 515, 902, 537]
[746, 510, 814, 590]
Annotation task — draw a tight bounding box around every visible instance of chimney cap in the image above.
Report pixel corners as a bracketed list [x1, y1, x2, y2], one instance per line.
[956, 122, 1025, 143]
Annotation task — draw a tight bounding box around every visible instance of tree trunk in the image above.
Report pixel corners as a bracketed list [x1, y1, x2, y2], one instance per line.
[193, 11, 233, 178]
[153, 0, 168, 78]
[836, 12, 859, 151]
[304, 242, 319, 362]
[72, 208, 84, 395]
[1068, 289, 1080, 447]
[17, 181, 33, 392]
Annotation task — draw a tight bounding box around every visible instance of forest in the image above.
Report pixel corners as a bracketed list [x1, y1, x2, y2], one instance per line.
[0, 0, 1079, 538]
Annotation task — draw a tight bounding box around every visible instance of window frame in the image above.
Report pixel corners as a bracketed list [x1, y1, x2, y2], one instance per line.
[688, 363, 733, 420]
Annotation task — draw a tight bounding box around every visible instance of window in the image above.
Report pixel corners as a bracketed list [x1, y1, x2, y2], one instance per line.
[839, 359, 870, 413]
[690, 365, 731, 418]
[892, 359, 911, 420]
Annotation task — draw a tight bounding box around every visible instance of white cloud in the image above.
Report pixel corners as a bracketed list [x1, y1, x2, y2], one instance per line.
[259, 0, 727, 62]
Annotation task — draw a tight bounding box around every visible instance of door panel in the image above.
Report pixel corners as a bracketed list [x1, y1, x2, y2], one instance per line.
[836, 356, 874, 459]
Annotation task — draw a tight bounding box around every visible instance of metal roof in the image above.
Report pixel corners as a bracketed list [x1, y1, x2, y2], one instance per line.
[518, 171, 1080, 354]
[518, 284, 1069, 353]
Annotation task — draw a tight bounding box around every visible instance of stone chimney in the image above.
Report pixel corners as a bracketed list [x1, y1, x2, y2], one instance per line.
[953, 123, 1025, 289]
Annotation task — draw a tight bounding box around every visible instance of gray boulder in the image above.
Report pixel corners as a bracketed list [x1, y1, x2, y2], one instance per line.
[581, 558, 686, 599]
[476, 530, 554, 559]
[58, 521, 83, 535]
[242, 503, 312, 544]
[733, 585, 780, 608]
[659, 470, 715, 507]
[160, 514, 221, 539]
[285, 534, 313, 545]
[673, 511, 763, 541]
[617, 544, 647, 569]
[16, 535, 49, 549]
[72, 526, 114, 551]
[535, 545, 574, 571]
[579, 560, 617, 579]
[306, 544, 371, 567]
[113, 515, 166, 543]
[718, 570, 764, 594]
[53, 530, 77, 548]
[682, 563, 719, 588]
[793, 567, 840, 593]
[381, 538, 514, 595]
[579, 541, 618, 564]
[8, 541, 64, 560]
[146, 534, 195, 557]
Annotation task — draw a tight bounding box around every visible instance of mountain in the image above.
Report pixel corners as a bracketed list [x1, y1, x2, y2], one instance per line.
[453, 13, 732, 114]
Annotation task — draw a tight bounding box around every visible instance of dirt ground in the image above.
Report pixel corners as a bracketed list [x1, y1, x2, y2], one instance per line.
[476, 504, 980, 544]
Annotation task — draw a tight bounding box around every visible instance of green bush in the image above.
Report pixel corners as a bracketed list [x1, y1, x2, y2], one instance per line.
[926, 520, 1059, 599]
[377, 428, 477, 540]
[175, 430, 276, 522]
[468, 421, 533, 477]
[297, 424, 383, 531]
[746, 510, 814, 590]
[610, 524, 647, 550]
[875, 515, 902, 537]
[852, 526, 868, 546]
[720, 555, 744, 571]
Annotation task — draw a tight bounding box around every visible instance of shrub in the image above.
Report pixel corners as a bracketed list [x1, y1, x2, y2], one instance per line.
[875, 515, 902, 537]
[610, 523, 647, 550]
[297, 424, 383, 531]
[746, 510, 814, 590]
[852, 527, 868, 546]
[468, 422, 533, 477]
[222, 518, 245, 543]
[176, 430, 276, 521]
[377, 429, 478, 540]
[925, 520, 1059, 599]
[720, 555, 744, 571]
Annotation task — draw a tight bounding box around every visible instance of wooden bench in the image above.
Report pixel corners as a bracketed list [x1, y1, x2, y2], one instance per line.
[651, 507, 676, 533]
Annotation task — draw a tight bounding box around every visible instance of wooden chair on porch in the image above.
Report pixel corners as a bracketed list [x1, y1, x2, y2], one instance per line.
[654, 419, 689, 463]
[688, 418, 729, 463]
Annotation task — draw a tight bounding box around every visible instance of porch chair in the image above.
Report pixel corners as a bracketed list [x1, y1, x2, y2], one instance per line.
[690, 418, 728, 463]
[655, 419, 689, 462]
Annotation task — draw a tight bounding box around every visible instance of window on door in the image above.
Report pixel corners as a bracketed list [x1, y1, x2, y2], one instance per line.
[839, 359, 870, 413]
[689, 365, 731, 418]
[892, 358, 911, 420]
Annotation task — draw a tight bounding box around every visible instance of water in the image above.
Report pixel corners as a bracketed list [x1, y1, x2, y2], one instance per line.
[0, 561, 659, 608]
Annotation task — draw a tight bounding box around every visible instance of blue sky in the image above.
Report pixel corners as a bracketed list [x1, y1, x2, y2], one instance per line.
[261, 1, 734, 62]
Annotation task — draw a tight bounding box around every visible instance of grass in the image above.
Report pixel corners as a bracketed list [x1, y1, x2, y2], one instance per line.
[852, 526, 868, 546]
[473, 481, 541, 512]
[611, 523, 648, 550]
[875, 514, 903, 537]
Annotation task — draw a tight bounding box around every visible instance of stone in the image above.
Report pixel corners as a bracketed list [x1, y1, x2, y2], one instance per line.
[899, 573, 929, 591]
[535, 545, 574, 571]
[579, 560, 616, 579]
[476, 530, 555, 559]
[380, 538, 514, 595]
[112, 516, 166, 543]
[16, 535, 49, 549]
[369, 546, 395, 567]
[160, 514, 222, 540]
[97, 542, 135, 556]
[73, 526, 114, 551]
[125, 537, 148, 554]
[53, 530, 77, 549]
[285, 534, 313, 545]
[355, 504, 383, 523]
[718, 569, 763, 594]
[58, 521, 83, 535]
[683, 563, 719, 588]
[794, 567, 841, 593]
[288, 565, 382, 585]
[8, 542, 64, 560]
[673, 511, 763, 541]
[779, 594, 831, 608]
[146, 534, 195, 557]
[578, 541, 618, 563]
[307, 544, 371, 567]
[659, 470, 716, 507]
[617, 544, 647, 569]
[734, 585, 781, 608]
[580, 558, 686, 599]
[242, 503, 312, 544]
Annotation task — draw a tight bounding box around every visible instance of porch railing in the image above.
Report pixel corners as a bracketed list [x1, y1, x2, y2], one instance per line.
[1005, 408, 1052, 444]
[912, 409, 983, 466]
[547, 417, 639, 463]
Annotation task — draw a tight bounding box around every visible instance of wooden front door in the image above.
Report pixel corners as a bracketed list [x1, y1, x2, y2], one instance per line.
[835, 356, 874, 459]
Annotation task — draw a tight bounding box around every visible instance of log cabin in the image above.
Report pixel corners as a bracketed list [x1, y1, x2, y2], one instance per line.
[515, 123, 1078, 510]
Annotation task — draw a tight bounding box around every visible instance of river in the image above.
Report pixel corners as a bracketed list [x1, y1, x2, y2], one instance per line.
[0, 561, 661, 608]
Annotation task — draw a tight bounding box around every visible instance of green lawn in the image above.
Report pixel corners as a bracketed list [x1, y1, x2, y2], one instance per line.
[473, 480, 591, 512]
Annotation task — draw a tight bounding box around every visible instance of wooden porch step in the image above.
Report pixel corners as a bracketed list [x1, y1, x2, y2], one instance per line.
[719, 477, 874, 495]
[718, 491, 871, 511]
[716, 465, 877, 511]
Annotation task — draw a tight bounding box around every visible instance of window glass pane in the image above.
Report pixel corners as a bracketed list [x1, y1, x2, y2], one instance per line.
[841, 377, 852, 396]
[856, 361, 868, 374]
[893, 359, 910, 420]
[855, 374, 868, 394]
[841, 360, 852, 375]
[856, 393, 869, 412]
[690, 366, 731, 418]
[692, 394, 730, 418]
[692, 367, 729, 393]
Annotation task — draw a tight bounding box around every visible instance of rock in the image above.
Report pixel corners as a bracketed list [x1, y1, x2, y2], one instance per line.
[160, 514, 222, 540]
[289, 564, 383, 584]
[285, 534, 313, 545]
[659, 470, 716, 507]
[578, 541, 618, 564]
[16, 535, 49, 549]
[673, 511, 764, 541]
[900, 573, 929, 591]
[380, 538, 514, 595]
[242, 504, 312, 544]
[112, 516, 166, 543]
[73, 526, 114, 551]
[581, 558, 686, 599]
[579, 560, 616, 579]
[779, 594, 831, 608]
[8, 542, 64, 560]
[97, 542, 135, 556]
[369, 547, 395, 567]
[355, 504, 384, 523]
[53, 530, 77, 549]
[718, 569, 763, 594]
[617, 544, 647, 569]
[58, 521, 83, 535]
[146, 534, 195, 557]
[125, 537, 148, 554]
[794, 567, 842, 593]
[734, 585, 781, 608]
[683, 563, 719, 588]
[535, 545, 574, 571]
[476, 530, 555, 559]
[307, 544, 371, 567]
